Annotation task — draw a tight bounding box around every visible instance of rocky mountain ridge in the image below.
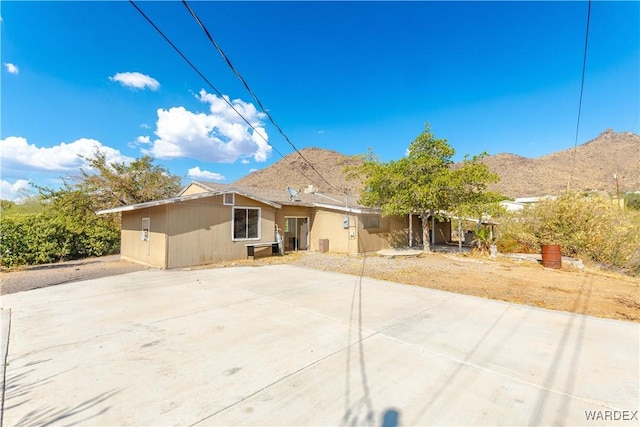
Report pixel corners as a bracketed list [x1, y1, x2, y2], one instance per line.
[233, 129, 639, 199]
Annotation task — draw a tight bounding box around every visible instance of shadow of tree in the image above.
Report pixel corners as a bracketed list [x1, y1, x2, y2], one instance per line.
[3, 361, 122, 426]
[14, 388, 121, 426]
[528, 275, 594, 426]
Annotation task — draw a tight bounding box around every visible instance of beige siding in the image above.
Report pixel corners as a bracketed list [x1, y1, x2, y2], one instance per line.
[277, 206, 312, 224]
[166, 194, 276, 268]
[357, 214, 408, 253]
[121, 206, 168, 268]
[181, 182, 211, 196]
[309, 209, 357, 254]
[433, 221, 452, 244]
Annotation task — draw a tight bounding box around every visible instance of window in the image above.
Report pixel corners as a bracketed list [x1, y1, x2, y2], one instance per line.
[141, 217, 150, 241]
[223, 193, 235, 206]
[361, 215, 380, 229]
[233, 207, 260, 240]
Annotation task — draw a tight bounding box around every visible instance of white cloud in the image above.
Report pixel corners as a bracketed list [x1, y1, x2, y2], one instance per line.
[0, 179, 31, 201]
[4, 63, 19, 74]
[136, 136, 151, 144]
[249, 168, 258, 173]
[109, 72, 160, 91]
[0, 136, 132, 172]
[187, 167, 226, 181]
[241, 159, 250, 164]
[149, 89, 272, 163]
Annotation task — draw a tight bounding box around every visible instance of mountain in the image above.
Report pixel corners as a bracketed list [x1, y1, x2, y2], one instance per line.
[483, 129, 640, 197]
[233, 147, 364, 196]
[233, 129, 640, 199]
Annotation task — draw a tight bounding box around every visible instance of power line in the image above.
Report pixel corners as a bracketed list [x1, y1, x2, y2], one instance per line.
[181, 0, 342, 194]
[568, 0, 592, 191]
[129, 1, 335, 193]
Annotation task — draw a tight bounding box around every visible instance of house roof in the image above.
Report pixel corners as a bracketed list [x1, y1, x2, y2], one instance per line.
[96, 181, 380, 215]
[96, 187, 281, 215]
[187, 182, 381, 214]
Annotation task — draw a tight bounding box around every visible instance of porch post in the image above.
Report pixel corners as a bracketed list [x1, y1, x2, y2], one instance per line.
[408, 213, 413, 248]
[458, 218, 462, 253]
[431, 215, 435, 246]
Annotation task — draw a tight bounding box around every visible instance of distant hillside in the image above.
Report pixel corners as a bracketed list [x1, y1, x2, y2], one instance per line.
[234, 129, 640, 199]
[483, 129, 640, 197]
[234, 147, 364, 196]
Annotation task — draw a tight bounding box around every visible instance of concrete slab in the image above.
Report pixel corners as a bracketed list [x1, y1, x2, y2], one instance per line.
[1, 265, 638, 426]
[376, 248, 424, 258]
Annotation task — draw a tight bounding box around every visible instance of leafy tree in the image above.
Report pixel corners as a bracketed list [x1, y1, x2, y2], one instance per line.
[349, 123, 500, 252]
[1, 150, 183, 267]
[447, 153, 503, 221]
[0, 200, 15, 213]
[74, 149, 183, 209]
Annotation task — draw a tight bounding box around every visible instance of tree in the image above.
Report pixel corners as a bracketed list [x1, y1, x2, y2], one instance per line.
[447, 153, 503, 221]
[349, 123, 500, 252]
[3, 150, 184, 266]
[74, 149, 183, 209]
[0, 200, 15, 213]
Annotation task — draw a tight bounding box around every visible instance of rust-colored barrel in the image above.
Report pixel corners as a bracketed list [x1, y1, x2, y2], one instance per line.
[541, 244, 562, 269]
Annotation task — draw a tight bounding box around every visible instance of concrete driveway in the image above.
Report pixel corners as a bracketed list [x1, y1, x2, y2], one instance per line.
[1, 265, 638, 426]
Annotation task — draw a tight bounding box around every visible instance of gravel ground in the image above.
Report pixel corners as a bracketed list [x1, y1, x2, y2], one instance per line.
[0, 255, 148, 295]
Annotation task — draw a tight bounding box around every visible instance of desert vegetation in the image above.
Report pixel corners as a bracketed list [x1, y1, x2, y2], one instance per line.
[497, 192, 640, 275]
[1, 150, 181, 268]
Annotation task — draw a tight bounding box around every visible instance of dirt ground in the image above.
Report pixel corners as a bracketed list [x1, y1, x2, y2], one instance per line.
[0, 255, 150, 295]
[1, 251, 638, 323]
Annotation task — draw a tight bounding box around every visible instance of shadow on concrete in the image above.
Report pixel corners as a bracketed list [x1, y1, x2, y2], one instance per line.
[528, 275, 594, 426]
[381, 408, 400, 427]
[342, 253, 376, 426]
[13, 388, 121, 426]
[3, 357, 121, 425]
[411, 304, 511, 424]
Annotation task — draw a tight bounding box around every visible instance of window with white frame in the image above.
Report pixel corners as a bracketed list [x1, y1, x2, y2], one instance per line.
[233, 207, 260, 240]
[223, 193, 235, 206]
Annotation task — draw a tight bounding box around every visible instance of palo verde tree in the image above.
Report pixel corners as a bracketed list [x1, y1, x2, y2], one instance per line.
[349, 123, 500, 252]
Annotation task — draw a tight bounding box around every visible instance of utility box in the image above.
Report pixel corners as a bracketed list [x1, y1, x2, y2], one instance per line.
[319, 239, 329, 253]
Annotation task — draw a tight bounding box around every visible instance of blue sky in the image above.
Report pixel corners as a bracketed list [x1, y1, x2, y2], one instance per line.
[1, 1, 638, 200]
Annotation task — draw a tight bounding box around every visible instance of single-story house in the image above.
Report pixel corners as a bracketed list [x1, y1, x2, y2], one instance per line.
[97, 181, 451, 269]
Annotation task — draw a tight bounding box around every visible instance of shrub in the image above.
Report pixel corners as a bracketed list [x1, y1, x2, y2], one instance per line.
[497, 193, 640, 275]
[0, 212, 120, 268]
[625, 193, 640, 210]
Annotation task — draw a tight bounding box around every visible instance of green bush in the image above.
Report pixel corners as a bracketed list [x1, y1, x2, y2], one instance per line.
[0, 212, 120, 268]
[498, 193, 640, 275]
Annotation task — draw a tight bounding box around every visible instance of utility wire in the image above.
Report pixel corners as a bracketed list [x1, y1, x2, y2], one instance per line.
[129, 1, 332, 193]
[181, 0, 342, 194]
[568, 0, 592, 191]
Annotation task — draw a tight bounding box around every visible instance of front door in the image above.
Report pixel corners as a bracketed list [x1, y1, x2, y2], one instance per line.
[284, 217, 309, 251]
